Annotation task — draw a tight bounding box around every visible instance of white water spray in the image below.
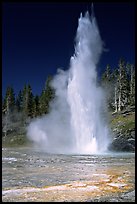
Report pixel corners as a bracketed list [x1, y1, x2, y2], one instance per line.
[27, 9, 110, 154]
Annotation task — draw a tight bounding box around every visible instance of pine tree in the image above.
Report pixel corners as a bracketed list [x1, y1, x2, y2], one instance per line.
[3, 86, 15, 114]
[131, 68, 135, 106]
[126, 63, 135, 106]
[117, 58, 129, 111]
[101, 64, 113, 110]
[22, 84, 34, 118]
[16, 90, 23, 112]
[22, 84, 28, 117]
[31, 95, 38, 118]
[101, 64, 111, 84]
[44, 76, 55, 113]
[39, 76, 55, 115]
[39, 89, 46, 115]
[110, 68, 119, 112]
[2, 86, 15, 137]
[34, 95, 40, 117]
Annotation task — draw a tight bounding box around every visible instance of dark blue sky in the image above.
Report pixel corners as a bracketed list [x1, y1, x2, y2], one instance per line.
[2, 2, 135, 97]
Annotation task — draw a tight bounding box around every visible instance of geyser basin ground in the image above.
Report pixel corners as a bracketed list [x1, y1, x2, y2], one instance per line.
[2, 147, 135, 202]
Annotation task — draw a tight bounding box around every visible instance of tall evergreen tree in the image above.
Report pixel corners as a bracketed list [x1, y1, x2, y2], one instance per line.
[101, 64, 113, 110]
[22, 84, 34, 118]
[44, 75, 55, 113]
[126, 63, 135, 106]
[117, 58, 129, 111]
[101, 64, 111, 84]
[30, 95, 38, 118]
[111, 68, 119, 112]
[34, 95, 40, 117]
[131, 67, 135, 106]
[15, 90, 23, 112]
[39, 76, 55, 115]
[2, 86, 15, 137]
[3, 86, 15, 114]
[39, 89, 47, 115]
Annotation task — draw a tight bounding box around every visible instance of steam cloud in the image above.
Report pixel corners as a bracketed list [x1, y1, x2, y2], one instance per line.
[27, 9, 110, 154]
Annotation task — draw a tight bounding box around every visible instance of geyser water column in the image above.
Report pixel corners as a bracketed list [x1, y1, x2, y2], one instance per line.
[67, 11, 109, 153]
[27, 8, 110, 154]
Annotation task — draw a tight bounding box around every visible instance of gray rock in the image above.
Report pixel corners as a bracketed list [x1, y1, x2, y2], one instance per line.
[108, 136, 135, 152]
[131, 131, 135, 138]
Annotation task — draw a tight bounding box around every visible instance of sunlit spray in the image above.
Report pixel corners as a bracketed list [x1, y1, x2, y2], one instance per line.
[27, 7, 110, 154]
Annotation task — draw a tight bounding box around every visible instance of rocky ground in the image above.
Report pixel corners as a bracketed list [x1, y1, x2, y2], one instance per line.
[108, 106, 135, 152]
[87, 190, 135, 202]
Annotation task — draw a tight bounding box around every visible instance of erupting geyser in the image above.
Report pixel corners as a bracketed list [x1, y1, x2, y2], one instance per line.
[27, 7, 110, 154]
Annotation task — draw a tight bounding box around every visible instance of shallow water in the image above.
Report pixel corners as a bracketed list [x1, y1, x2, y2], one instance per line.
[2, 147, 135, 202]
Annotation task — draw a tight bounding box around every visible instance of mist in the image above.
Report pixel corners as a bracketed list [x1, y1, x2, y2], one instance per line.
[27, 9, 111, 154]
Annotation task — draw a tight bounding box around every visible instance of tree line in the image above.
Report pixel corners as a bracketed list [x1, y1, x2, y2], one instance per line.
[2, 75, 54, 117]
[101, 58, 135, 112]
[2, 76, 54, 137]
[2, 58, 135, 137]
